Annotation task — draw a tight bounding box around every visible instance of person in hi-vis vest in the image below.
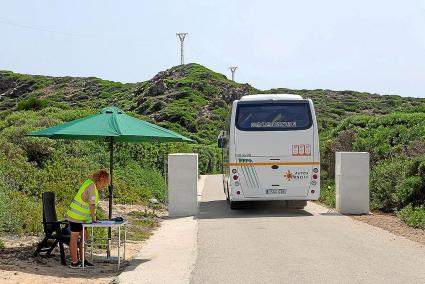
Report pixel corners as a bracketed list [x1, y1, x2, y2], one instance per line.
[65, 169, 110, 268]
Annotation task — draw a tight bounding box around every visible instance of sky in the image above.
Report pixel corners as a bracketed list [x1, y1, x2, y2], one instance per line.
[1, 1, 425, 97]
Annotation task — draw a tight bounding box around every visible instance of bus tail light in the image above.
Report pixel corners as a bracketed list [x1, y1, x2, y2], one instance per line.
[312, 174, 318, 179]
[292, 144, 312, 156]
[231, 169, 237, 174]
[233, 175, 239, 180]
[236, 190, 241, 195]
[313, 167, 319, 173]
[311, 189, 315, 194]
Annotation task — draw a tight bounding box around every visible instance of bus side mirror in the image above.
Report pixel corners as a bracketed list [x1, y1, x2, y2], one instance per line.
[218, 136, 226, 148]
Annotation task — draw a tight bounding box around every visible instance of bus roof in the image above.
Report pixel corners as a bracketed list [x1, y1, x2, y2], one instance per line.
[239, 94, 303, 101]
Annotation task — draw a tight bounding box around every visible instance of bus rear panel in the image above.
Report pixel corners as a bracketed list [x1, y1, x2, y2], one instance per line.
[222, 94, 320, 205]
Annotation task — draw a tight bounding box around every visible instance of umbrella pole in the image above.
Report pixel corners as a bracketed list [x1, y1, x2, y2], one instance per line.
[107, 137, 114, 259]
[109, 138, 113, 220]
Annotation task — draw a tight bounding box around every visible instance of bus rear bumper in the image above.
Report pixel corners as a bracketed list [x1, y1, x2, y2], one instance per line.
[227, 186, 320, 202]
[229, 195, 320, 202]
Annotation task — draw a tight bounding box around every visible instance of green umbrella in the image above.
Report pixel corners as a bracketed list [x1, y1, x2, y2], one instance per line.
[29, 106, 192, 220]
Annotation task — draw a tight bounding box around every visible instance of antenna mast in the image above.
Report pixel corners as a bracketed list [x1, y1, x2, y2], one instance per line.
[176, 33, 188, 65]
[229, 66, 238, 81]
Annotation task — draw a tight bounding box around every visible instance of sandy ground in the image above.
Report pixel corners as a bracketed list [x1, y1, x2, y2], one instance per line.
[351, 210, 425, 246]
[0, 236, 143, 284]
[0, 202, 166, 284]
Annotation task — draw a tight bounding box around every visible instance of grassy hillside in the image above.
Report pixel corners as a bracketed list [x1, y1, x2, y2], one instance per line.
[3, 64, 423, 144]
[0, 64, 254, 144]
[0, 63, 424, 234]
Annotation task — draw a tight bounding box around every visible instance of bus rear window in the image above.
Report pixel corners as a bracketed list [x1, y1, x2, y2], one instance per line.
[235, 102, 313, 131]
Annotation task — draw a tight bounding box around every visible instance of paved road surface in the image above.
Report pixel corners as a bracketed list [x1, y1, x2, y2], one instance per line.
[191, 175, 425, 283]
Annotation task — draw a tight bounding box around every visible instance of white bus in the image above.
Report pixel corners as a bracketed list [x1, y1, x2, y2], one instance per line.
[218, 94, 320, 209]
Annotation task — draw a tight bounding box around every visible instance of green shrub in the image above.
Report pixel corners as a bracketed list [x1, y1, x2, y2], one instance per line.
[322, 111, 425, 217]
[370, 159, 409, 211]
[0, 184, 42, 234]
[192, 145, 221, 174]
[319, 184, 336, 208]
[114, 161, 166, 204]
[397, 205, 425, 229]
[394, 176, 423, 207]
[16, 97, 49, 111]
[369, 156, 425, 212]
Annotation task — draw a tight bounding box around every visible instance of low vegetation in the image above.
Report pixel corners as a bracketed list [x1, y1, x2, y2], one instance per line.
[319, 112, 425, 225]
[126, 210, 160, 241]
[397, 205, 425, 229]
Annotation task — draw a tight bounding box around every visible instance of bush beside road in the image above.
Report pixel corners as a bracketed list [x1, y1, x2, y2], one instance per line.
[320, 112, 425, 229]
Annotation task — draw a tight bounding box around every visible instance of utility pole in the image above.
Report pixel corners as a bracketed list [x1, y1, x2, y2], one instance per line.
[176, 33, 188, 65]
[229, 66, 238, 81]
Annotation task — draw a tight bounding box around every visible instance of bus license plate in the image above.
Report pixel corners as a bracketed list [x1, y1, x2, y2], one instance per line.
[266, 189, 287, 194]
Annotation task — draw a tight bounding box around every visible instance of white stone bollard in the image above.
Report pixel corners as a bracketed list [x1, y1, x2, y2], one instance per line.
[167, 153, 198, 217]
[335, 152, 370, 214]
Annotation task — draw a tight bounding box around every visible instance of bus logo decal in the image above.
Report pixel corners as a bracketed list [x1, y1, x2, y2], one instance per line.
[284, 170, 309, 181]
[284, 170, 294, 181]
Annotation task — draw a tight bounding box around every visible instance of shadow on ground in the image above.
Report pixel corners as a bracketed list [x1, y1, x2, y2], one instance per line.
[0, 243, 143, 280]
[319, 212, 343, 216]
[197, 200, 313, 219]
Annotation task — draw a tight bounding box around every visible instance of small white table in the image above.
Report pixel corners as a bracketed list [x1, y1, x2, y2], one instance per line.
[82, 220, 127, 269]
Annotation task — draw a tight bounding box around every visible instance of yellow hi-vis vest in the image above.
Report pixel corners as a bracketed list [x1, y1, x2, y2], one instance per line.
[66, 179, 99, 223]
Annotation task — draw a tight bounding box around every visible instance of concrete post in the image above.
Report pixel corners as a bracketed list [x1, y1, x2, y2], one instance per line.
[167, 153, 198, 217]
[335, 152, 370, 214]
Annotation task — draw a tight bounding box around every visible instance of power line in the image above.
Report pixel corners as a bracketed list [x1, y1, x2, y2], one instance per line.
[0, 18, 157, 41]
[0, 18, 77, 36]
[229, 66, 238, 81]
[176, 33, 188, 65]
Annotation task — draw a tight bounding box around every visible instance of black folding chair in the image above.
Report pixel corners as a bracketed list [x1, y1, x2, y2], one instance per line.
[33, 192, 71, 265]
